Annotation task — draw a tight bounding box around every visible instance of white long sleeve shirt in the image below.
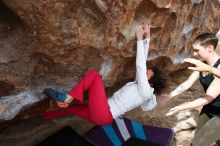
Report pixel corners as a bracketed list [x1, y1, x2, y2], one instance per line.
[108, 39, 157, 119]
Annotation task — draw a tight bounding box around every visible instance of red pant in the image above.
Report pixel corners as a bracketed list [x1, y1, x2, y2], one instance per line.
[42, 70, 113, 125]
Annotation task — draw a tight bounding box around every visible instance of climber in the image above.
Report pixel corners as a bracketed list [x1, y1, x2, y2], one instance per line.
[41, 23, 168, 125]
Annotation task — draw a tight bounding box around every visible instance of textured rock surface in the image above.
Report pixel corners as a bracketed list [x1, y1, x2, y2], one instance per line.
[0, 0, 220, 87]
[0, 0, 220, 146]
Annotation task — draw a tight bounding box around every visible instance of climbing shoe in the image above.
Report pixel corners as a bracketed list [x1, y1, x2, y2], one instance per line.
[43, 88, 67, 103]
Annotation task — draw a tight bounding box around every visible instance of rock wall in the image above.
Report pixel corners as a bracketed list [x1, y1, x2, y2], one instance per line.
[0, 0, 219, 90]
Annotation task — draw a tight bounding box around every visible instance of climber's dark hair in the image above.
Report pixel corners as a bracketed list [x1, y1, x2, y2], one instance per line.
[149, 66, 166, 95]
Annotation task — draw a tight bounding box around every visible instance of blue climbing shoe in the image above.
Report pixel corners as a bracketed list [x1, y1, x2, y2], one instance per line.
[43, 88, 67, 103]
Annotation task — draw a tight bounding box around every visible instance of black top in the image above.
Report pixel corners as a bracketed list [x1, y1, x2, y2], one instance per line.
[200, 58, 220, 117]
